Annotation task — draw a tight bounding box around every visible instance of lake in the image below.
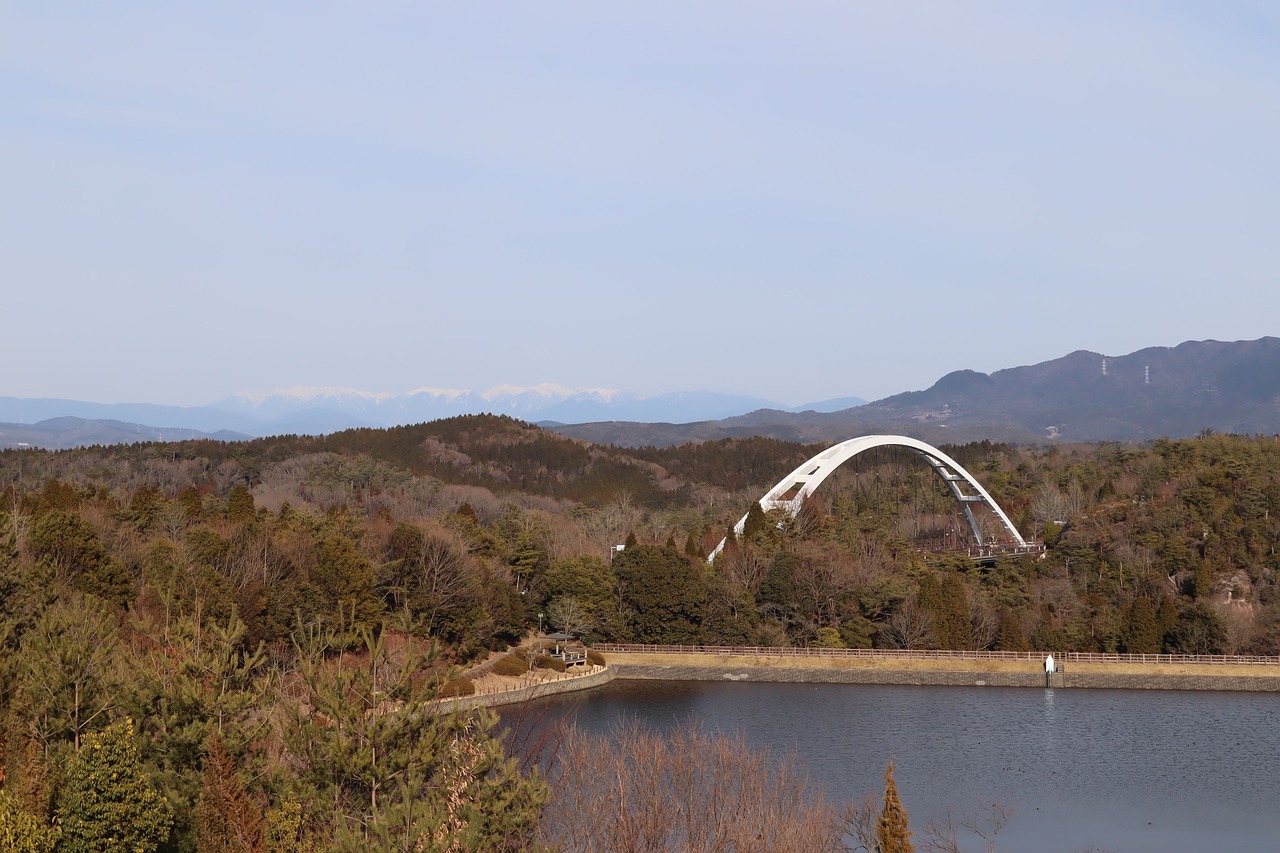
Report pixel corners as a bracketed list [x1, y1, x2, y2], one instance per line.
[514, 679, 1280, 852]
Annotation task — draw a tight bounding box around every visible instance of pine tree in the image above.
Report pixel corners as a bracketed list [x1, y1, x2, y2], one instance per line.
[876, 761, 914, 853]
[286, 624, 547, 847]
[684, 531, 701, 558]
[57, 718, 173, 852]
[19, 592, 119, 752]
[195, 734, 264, 853]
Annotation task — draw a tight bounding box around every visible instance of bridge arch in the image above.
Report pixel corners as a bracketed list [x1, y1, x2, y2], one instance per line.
[710, 435, 1027, 561]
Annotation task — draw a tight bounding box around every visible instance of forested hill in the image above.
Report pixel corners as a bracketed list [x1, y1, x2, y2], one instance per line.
[1, 414, 821, 510]
[4, 415, 1280, 846]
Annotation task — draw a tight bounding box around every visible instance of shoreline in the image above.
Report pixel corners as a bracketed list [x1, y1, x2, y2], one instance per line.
[445, 649, 1280, 712]
[603, 650, 1280, 692]
[433, 665, 616, 714]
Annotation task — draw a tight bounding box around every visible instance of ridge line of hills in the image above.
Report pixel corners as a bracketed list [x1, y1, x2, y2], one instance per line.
[550, 336, 1280, 447]
[3, 336, 1278, 450]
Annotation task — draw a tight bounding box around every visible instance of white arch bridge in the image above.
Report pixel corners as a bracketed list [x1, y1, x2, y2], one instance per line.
[710, 435, 1034, 562]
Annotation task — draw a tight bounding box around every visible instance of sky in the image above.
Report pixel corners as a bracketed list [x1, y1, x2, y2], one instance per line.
[3, 3, 1279, 408]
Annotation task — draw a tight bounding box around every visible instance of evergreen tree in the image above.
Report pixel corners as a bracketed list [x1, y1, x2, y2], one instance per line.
[18, 592, 119, 752]
[128, 609, 269, 846]
[936, 574, 971, 650]
[742, 502, 769, 543]
[1157, 595, 1179, 651]
[542, 556, 618, 624]
[286, 625, 546, 848]
[509, 529, 549, 586]
[624, 530, 638, 549]
[993, 609, 1030, 652]
[195, 734, 264, 853]
[28, 511, 131, 608]
[1, 532, 57, 694]
[914, 574, 943, 648]
[876, 761, 914, 853]
[226, 485, 256, 525]
[1192, 563, 1216, 601]
[177, 486, 204, 522]
[684, 531, 701, 558]
[757, 553, 797, 621]
[613, 545, 707, 643]
[308, 533, 381, 638]
[1121, 597, 1160, 654]
[57, 718, 173, 853]
[1167, 604, 1228, 655]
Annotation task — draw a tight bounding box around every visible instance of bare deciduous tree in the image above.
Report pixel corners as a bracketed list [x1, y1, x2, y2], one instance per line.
[968, 594, 998, 651]
[721, 543, 770, 599]
[921, 800, 1012, 853]
[546, 596, 593, 637]
[886, 598, 934, 650]
[540, 720, 844, 852]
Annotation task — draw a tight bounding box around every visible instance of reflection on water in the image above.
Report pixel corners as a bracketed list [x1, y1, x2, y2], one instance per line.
[516, 680, 1280, 853]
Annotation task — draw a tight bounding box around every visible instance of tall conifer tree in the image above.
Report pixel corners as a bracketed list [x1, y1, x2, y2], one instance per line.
[876, 761, 914, 853]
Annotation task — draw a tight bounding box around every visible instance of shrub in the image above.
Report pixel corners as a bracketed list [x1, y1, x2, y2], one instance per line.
[439, 676, 475, 697]
[0, 790, 59, 853]
[492, 654, 530, 677]
[586, 649, 606, 667]
[535, 655, 567, 673]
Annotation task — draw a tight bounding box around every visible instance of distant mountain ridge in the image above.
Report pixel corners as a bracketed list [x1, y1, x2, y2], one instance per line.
[0, 417, 249, 451]
[8, 337, 1276, 451]
[208, 384, 865, 429]
[551, 337, 1280, 447]
[0, 385, 868, 448]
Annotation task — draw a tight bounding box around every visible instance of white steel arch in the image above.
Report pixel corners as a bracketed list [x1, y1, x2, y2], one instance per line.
[709, 435, 1027, 561]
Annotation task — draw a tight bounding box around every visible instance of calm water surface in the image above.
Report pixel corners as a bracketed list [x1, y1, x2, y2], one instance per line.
[515, 680, 1280, 852]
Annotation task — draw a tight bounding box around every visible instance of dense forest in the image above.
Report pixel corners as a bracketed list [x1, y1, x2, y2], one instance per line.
[2, 415, 1279, 848]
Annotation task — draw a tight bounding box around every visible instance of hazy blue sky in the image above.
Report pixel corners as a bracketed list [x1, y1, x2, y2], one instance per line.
[4, 3, 1278, 407]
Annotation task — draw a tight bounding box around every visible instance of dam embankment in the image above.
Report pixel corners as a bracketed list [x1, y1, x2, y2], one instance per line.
[594, 645, 1280, 692]
[434, 665, 616, 714]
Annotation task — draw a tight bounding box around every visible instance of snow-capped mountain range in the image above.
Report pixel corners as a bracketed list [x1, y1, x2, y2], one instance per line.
[0, 384, 867, 444]
[210, 384, 864, 431]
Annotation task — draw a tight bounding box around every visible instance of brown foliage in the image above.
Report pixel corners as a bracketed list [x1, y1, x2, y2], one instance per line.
[534, 655, 567, 673]
[195, 734, 265, 853]
[491, 654, 530, 677]
[538, 720, 842, 852]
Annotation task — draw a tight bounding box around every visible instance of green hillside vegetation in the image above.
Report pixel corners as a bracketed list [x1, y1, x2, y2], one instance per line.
[2, 418, 1280, 847]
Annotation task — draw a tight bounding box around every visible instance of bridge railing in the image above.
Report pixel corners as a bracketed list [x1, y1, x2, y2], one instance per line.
[917, 543, 1047, 558]
[591, 643, 1280, 667]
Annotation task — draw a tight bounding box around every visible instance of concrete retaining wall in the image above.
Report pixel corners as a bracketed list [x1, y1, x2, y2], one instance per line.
[432, 666, 616, 714]
[607, 653, 1280, 692]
